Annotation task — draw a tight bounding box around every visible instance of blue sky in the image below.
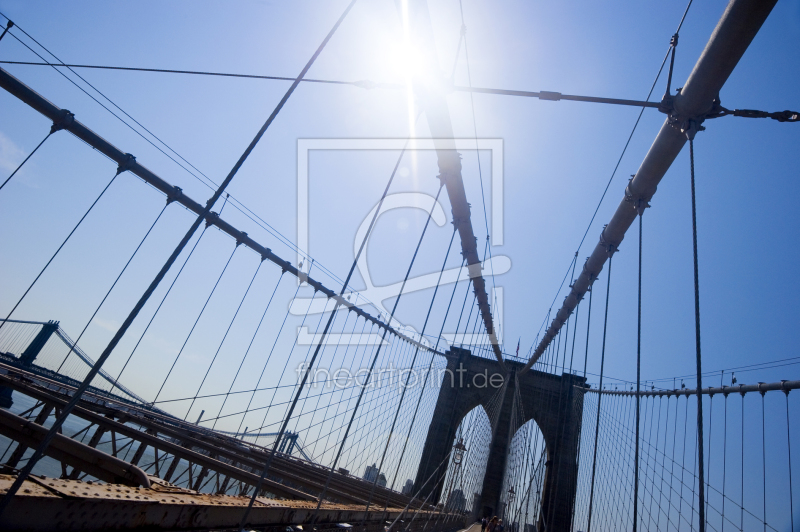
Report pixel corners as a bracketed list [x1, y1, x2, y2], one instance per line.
[1, 1, 799, 527]
[0, 0, 798, 443]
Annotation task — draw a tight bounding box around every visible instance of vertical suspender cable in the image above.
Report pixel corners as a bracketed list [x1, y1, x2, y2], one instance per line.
[634, 209, 643, 532]
[111, 196, 229, 392]
[153, 242, 240, 404]
[383, 258, 466, 515]
[582, 287, 594, 379]
[786, 389, 794, 532]
[184, 258, 264, 419]
[1, 166, 124, 329]
[741, 390, 745, 531]
[761, 389, 766, 532]
[0, 131, 52, 192]
[688, 133, 706, 532]
[56, 201, 169, 373]
[586, 253, 613, 532]
[722, 391, 728, 532]
[211, 271, 285, 429]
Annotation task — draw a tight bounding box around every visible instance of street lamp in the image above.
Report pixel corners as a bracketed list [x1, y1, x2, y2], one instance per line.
[452, 438, 467, 466]
[507, 486, 516, 505]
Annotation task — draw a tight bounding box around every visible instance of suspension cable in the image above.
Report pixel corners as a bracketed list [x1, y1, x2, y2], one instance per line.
[0, 130, 52, 192]
[634, 210, 643, 531]
[311, 184, 445, 517]
[153, 241, 240, 404]
[183, 258, 264, 419]
[362, 226, 458, 515]
[0, 166, 125, 330]
[55, 201, 170, 373]
[111, 196, 228, 392]
[688, 133, 706, 531]
[211, 270, 285, 429]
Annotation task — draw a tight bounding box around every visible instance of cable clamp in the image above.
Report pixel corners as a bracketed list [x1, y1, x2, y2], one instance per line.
[235, 232, 247, 247]
[116, 153, 136, 175]
[624, 176, 650, 215]
[204, 211, 219, 228]
[599, 225, 618, 256]
[50, 109, 74, 134]
[166, 186, 182, 205]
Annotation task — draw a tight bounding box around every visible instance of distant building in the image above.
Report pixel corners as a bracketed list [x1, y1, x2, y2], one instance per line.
[401, 479, 414, 496]
[364, 464, 387, 487]
[364, 463, 379, 482]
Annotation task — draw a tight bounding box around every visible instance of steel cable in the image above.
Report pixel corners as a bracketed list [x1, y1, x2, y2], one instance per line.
[55, 201, 168, 374]
[0, 168, 122, 330]
[586, 253, 613, 532]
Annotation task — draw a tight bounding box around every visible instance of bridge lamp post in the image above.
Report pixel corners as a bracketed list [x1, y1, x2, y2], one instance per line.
[452, 438, 467, 466]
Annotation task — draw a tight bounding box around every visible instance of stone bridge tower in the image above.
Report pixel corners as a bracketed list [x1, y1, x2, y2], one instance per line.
[414, 347, 587, 532]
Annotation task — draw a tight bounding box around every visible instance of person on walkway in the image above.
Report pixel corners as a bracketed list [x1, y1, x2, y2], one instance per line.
[487, 516, 499, 532]
[481, 517, 488, 532]
[495, 519, 504, 532]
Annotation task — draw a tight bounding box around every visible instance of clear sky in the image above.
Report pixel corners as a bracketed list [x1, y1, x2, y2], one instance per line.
[0, 0, 798, 438]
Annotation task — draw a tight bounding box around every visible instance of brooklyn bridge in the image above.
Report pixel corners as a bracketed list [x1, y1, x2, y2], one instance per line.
[0, 0, 797, 530]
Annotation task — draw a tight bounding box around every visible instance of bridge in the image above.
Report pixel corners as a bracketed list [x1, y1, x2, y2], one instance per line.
[0, 0, 798, 530]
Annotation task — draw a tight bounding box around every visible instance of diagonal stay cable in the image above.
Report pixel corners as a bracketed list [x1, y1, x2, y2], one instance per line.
[310, 183, 445, 518]
[361, 226, 458, 516]
[0, 0, 355, 513]
[237, 114, 421, 524]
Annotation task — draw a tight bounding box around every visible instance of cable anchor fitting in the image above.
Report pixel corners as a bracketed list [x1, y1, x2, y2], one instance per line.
[166, 186, 183, 205]
[599, 225, 618, 257]
[116, 153, 136, 175]
[50, 109, 75, 134]
[204, 211, 219, 229]
[658, 33, 680, 115]
[624, 175, 650, 216]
